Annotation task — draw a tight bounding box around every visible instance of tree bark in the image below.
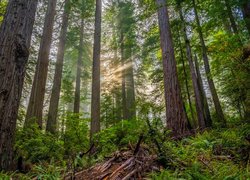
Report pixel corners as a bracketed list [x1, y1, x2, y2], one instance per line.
[25, 0, 57, 128]
[74, 19, 84, 114]
[90, 0, 102, 140]
[0, 0, 38, 170]
[156, 0, 189, 135]
[192, 0, 226, 126]
[177, 27, 196, 128]
[114, 50, 122, 121]
[46, 0, 71, 134]
[178, 5, 206, 129]
[194, 55, 212, 127]
[120, 31, 128, 120]
[125, 49, 136, 119]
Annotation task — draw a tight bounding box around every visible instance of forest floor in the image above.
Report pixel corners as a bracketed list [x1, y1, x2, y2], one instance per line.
[63, 123, 250, 180]
[1, 123, 250, 179]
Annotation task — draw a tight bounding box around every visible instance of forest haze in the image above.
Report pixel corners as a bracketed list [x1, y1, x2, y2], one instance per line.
[0, 0, 249, 179]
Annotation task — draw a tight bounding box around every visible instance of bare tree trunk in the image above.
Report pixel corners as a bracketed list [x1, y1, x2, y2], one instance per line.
[0, 0, 38, 170]
[25, 0, 57, 128]
[46, 0, 71, 134]
[194, 55, 212, 127]
[156, 0, 189, 135]
[90, 0, 102, 140]
[193, 0, 226, 126]
[178, 5, 206, 129]
[74, 19, 84, 114]
[126, 49, 136, 119]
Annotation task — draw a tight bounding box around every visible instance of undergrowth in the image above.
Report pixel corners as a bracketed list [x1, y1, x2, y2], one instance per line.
[0, 121, 249, 179]
[150, 123, 250, 179]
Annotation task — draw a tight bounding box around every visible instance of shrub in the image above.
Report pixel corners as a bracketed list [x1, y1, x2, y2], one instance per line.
[15, 124, 64, 164]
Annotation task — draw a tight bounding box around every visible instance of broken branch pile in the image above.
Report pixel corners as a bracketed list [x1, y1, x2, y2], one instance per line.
[65, 146, 161, 180]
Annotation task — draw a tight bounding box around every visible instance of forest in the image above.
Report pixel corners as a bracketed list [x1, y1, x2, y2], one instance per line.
[0, 0, 249, 179]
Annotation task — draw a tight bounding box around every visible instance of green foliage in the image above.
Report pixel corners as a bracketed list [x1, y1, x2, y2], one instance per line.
[0, 171, 12, 180]
[151, 124, 250, 179]
[206, 30, 250, 120]
[150, 170, 176, 180]
[31, 161, 64, 180]
[0, 171, 32, 179]
[95, 119, 146, 156]
[0, 0, 7, 24]
[63, 113, 89, 157]
[15, 125, 64, 163]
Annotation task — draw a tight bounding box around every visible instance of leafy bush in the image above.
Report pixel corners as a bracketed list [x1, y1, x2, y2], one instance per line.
[63, 113, 89, 157]
[15, 124, 64, 163]
[95, 119, 146, 156]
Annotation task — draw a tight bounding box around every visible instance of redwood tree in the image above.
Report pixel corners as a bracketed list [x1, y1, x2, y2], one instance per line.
[0, 0, 38, 170]
[74, 19, 84, 114]
[25, 0, 57, 128]
[192, 0, 226, 126]
[156, 0, 189, 135]
[90, 0, 102, 140]
[46, 0, 71, 134]
[178, 4, 206, 129]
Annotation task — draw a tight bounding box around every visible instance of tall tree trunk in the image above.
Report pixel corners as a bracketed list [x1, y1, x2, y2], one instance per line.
[74, 19, 84, 114]
[90, 0, 102, 140]
[46, 0, 71, 134]
[194, 55, 212, 127]
[125, 49, 136, 119]
[177, 29, 196, 128]
[25, 0, 57, 128]
[224, 0, 238, 34]
[192, 0, 226, 126]
[178, 6, 206, 129]
[156, 0, 189, 135]
[120, 32, 128, 120]
[114, 48, 122, 120]
[0, 0, 38, 170]
[242, 0, 250, 35]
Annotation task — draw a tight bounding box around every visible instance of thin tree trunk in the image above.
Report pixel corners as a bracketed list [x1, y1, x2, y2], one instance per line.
[156, 0, 189, 135]
[74, 19, 84, 114]
[61, 105, 66, 135]
[177, 29, 196, 128]
[121, 32, 128, 120]
[178, 5, 206, 129]
[46, 0, 71, 134]
[126, 49, 136, 119]
[90, 0, 102, 140]
[25, 0, 57, 128]
[194, 55, 212, 127]
[114, 48, 122, 120]
[115, 91, 122, 120]
[224, 0, 238, 34]
[0, 0, 38, 170]
[192, 0, 226, 126]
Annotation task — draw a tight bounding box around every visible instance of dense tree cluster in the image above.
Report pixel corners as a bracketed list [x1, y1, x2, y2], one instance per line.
[0, 0, 249, 177]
